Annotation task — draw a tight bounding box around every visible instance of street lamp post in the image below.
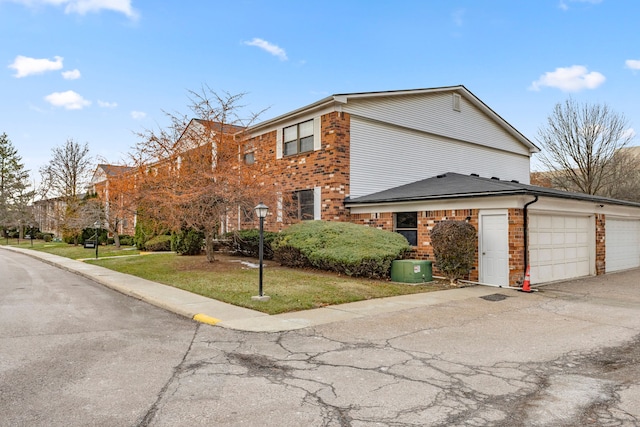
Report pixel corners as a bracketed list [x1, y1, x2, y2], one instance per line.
[29, 224, 33, 247]
[94, 221, 100, 259]
[251, 202, 270, 302]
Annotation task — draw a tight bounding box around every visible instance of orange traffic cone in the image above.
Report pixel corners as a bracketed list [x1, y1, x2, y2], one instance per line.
[520, 266, 532, 293]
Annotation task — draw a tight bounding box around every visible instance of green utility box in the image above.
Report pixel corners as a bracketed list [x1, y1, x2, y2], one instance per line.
[390, 260, 433, 283]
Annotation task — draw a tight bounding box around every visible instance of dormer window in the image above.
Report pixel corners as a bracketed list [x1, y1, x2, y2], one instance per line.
[284, 119, 314, 156]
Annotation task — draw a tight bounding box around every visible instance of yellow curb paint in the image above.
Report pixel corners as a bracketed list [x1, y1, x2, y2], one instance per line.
[193, 313, 221, 325]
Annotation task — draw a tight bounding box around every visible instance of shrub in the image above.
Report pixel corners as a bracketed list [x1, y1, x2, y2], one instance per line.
[430, 220, 477, 285]
[226, 229, 277, 259]
[143, 235, 172, 252]
[43, 234, 53, 242]
[171, 229, 204, 255]
[133, 214, 160, 250]
[272, 221, 410, 279]
[118, 235, 135, 246]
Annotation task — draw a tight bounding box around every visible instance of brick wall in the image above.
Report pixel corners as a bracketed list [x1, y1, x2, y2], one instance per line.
[239, 111, 351, 232]
[509, 208, 526, 286]
[352, 209, 480, 282]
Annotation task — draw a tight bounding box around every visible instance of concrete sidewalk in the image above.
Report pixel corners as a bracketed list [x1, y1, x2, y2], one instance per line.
[2, 246, 504, 332]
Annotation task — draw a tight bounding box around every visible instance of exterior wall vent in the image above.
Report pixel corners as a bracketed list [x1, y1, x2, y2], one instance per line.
[452, 93, 461, 112]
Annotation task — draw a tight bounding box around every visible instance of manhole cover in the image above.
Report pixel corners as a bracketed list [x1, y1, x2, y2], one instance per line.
[480, 293, 509, 302]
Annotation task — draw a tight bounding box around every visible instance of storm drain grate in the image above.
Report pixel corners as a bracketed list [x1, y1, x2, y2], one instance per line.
[480, 293, 510, 302]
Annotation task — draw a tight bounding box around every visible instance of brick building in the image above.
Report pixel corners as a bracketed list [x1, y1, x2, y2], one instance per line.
[237, 85, 640, 286]
[95, 85, 640, 286]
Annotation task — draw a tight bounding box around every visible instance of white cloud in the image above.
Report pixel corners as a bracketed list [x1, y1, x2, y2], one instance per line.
[622, 128, 636, 139]
[529, 65, 605, 92]
[8, 0, 138, 19]
[244, 38, 288, 61]
[625, 59, 640, 70]
[9, 55, 63, 78]
[98, 100, 117, 108]
[44, 90, 91, 109]
[559, 0, 603, 10]
[131, 110, 146, 119]
[62, 68, 81, 80]
[451, 8, 465, 27]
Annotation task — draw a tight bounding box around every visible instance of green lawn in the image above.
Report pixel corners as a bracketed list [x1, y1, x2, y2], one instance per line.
[3, 239, 448, 315]
[1, 239, 140, 259]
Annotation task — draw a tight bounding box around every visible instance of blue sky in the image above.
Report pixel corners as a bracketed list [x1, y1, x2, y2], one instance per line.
[1, 0, 638, 182]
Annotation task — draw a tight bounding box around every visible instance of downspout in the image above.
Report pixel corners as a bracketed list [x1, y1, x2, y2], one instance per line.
[523, 195, 539, 281]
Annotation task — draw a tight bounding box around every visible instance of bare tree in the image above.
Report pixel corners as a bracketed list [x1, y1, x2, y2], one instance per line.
[40, 139, 93, 243]
[132, 87, 271, 262]
[535, 98, 635, 196]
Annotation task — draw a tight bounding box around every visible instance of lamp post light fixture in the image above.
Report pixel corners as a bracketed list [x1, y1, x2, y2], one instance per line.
[251, 202, 270, 302]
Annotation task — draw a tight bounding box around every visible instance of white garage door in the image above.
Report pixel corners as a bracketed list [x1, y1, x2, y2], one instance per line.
[529, 214, 592, 284]
[606, 219, 640, 272]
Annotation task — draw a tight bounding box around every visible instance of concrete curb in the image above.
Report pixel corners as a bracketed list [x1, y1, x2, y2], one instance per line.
[1, 246, 503, 332]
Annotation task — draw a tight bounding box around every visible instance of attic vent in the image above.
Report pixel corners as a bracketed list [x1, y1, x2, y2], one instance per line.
[470, 173, 479, 177]
[491, 177, 500, 180]
[511, 180, 520, 183]
[436, 174, 447, 178]
[452, 93, 461, 112]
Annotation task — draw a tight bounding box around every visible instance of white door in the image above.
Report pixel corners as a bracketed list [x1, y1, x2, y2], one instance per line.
[529, 214, 592, 284]
[480, 212, 509, 286]
[606, 219, 640, 272]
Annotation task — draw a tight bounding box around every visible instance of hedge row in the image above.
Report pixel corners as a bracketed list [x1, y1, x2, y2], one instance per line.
[272, 221, 410, 279]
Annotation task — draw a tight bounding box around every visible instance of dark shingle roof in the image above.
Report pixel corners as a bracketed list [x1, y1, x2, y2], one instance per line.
[346, 172, 640, 208]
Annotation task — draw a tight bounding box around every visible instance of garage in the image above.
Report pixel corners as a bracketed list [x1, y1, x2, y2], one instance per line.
[529, 214, 592, 284]
[606, 218, 640, 272]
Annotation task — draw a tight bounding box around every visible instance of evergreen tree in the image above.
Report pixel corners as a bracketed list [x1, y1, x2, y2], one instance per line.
[0, 133, 34, 236]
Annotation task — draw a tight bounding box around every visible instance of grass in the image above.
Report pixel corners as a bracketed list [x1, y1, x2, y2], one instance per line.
[2, 239, 449, 315]
[0, 238, 140, 259]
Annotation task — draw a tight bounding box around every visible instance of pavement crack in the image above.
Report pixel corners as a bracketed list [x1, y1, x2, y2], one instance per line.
[136, 323, 200, 427]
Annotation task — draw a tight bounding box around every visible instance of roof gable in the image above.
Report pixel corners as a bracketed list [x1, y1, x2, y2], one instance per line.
[247, 85, 538, 153]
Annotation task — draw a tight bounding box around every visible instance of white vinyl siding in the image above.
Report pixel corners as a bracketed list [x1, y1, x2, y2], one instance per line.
[349, 117, 531, 198]
[343, 92, 531, 156]
[606, 219, 640, 272]
[529, 214, 592, 284]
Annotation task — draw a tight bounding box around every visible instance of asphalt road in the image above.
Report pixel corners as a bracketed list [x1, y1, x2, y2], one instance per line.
[1, 248, 639, 426]
[0, 249, 197, 426]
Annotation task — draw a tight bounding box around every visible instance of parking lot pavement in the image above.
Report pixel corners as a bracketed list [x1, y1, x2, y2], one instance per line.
[4, 245, 639, 425]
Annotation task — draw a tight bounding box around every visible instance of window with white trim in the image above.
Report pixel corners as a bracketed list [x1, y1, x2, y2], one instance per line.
[283, 120, 314, 156]
[291, 189, 314, 220]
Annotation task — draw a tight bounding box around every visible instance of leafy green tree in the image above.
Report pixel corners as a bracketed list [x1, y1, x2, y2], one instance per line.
[0, 133, 34, 236]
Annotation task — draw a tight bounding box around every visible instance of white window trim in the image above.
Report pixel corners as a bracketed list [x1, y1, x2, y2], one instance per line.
[276, 116, 321, 159]
[314, 187, 321, 220]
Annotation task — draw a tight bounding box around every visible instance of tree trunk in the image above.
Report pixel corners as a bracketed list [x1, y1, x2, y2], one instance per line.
[205, 230, 216, 263]
[113, 232, 121, 249]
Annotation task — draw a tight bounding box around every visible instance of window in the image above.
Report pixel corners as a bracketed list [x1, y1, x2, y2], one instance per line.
[395, 212, 418, 246]
[244, 152, 255, 165]
[283, 120, 314, 156]
[291, 189, 315, 220]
